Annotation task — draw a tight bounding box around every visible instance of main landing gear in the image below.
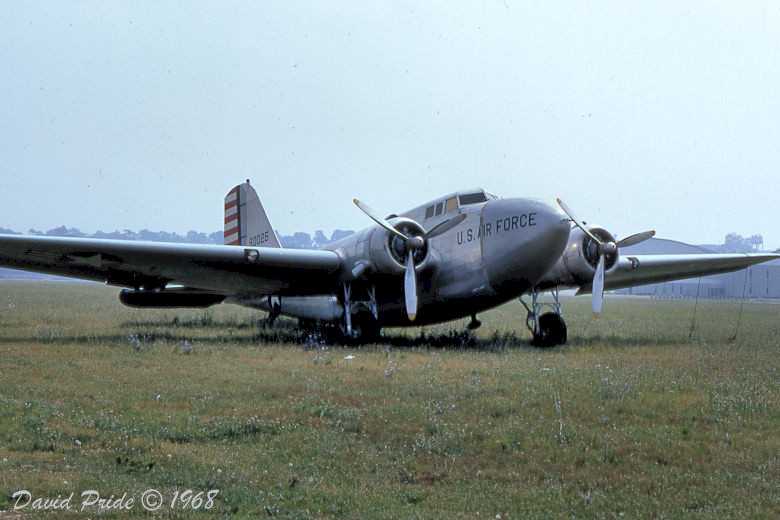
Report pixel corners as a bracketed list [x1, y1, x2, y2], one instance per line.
[518, 287, 568, 347]
[339, 282, 381, 344]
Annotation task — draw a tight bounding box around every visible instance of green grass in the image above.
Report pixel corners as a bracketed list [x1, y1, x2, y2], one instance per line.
[0, 282, 778, 518]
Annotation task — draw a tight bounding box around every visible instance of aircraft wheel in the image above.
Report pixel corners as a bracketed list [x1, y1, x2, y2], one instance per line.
[532, 312, 567, 347]
[335, 316, 381, 345]
[353, 318, 381, 345]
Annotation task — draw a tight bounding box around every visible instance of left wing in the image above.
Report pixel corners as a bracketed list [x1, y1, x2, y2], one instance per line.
[577, 253, 779, 294]
[0, 234, 343, 297]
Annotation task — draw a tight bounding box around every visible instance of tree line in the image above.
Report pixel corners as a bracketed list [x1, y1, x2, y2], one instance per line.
[0, 226, 355, 249]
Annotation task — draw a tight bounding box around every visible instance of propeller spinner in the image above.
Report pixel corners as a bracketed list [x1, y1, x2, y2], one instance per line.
[354, 199, 466, 321]
[557, 199, 655, 318]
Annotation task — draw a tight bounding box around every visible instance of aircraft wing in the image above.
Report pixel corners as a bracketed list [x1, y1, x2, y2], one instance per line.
[0, 234, 343, 296]
[576, 253, 779, 294]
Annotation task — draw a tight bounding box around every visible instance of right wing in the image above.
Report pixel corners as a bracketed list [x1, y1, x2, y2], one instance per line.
[0, 234, 343, 297]
[576, 253, 779, 294]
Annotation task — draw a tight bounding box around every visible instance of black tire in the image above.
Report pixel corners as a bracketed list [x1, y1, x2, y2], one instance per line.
[330, 316, 381, 345]
[532, 312, 567, 347]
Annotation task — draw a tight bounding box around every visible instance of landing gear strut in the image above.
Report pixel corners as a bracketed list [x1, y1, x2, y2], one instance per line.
[339, 282, 380, 344]
[519, 287, 567, 347]
[467, 313, 482, 330]
[265, 296, 281, 326]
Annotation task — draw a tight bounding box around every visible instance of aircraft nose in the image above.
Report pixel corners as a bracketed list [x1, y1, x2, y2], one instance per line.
[540, 201, 573, 248]
[480, 198, 571, 295]
[518, 200, 571, 260]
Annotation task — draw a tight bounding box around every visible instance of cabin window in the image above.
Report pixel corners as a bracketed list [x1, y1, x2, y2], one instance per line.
[425, 206, 434, 219]
[458, 191, 488, 205]
[435, 202, 444, 216]
[445, 197, 458, 212]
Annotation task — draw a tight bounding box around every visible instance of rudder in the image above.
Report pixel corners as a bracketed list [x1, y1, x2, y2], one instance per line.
[224, 180, 282, 248]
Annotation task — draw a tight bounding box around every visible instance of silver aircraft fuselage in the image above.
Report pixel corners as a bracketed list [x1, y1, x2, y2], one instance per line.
[250, 193, 571, 327]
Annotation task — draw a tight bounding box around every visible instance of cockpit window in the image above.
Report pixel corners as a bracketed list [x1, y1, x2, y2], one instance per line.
[458, 191, 489, 205]
[445, 197, 458, 212]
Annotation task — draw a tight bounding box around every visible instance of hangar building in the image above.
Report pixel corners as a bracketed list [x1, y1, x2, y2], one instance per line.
[618, 238, 780, 299]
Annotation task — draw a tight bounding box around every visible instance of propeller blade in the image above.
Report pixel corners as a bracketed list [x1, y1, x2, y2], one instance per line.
[424, 213, 467, 239]
[617, 230, 656, 248]
[404, 250, 418, 321]
[353, 199, 407, 241]
[556, 198, 603, 245]
[592, 253, 606, 318]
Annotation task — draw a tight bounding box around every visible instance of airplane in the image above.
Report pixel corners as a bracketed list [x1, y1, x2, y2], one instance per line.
[0, 180, 776, 346]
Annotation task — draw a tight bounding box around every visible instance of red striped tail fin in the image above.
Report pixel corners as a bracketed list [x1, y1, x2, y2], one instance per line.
[224, 180, 281, 248]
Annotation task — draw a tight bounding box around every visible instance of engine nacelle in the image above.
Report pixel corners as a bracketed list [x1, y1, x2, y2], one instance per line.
[542, 225, 619, 287]
[366, 217, 432, 275]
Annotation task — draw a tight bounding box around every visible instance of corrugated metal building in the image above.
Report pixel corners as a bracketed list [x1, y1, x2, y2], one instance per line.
[618, 238, 780, 298]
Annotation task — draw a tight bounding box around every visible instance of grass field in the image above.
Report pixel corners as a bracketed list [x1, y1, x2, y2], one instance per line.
[0, 281, 777, 518]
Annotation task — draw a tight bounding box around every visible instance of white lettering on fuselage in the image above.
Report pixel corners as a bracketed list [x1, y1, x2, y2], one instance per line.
[456, 212, 537, 245]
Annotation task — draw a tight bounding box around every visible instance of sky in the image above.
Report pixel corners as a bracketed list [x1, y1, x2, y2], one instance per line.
[1, 1, 778, 249]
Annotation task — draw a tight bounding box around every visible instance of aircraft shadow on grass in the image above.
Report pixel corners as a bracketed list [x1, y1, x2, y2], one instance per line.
[0, 315, 718, 350]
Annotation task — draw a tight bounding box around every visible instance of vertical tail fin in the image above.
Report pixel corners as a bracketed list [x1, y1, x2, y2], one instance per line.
[224, 180, 282, 248]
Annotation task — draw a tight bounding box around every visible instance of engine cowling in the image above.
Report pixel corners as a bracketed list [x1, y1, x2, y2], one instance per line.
[352, 198, 466, 321]
[366, 217, 432, 275]
[550, 225, 620, 286]
[546, 198, 656, 316]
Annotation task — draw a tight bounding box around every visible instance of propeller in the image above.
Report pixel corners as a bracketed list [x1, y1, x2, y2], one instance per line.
[557, 198, 655, 318]
[617, 230, 656, 248]
[404, 250, 417, 320]
[353, 199, 408, 241]
[354, 199, 466, 321]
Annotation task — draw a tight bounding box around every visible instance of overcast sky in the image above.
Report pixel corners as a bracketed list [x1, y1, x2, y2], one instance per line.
[1, 2, 778, 249]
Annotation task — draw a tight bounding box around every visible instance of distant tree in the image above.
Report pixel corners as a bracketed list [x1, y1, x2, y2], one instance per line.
[724, 233, 744, 253]
[330, 229, 354, 242]
[94, 230, 123, 240]
[749, 234, 763, 252]
[0, 228, 20, 235]
[299, 232, 313, 247]
[119, 230, 139, 241]
[186, 231, 209, 244]
[312, 230, 328, 248]
[209, 231, 223, 245]
[45, 226, 68, 236]
[723, 233, 757, 253]
[45, 226, 86, 238]
[289, 232, 313, 248]
[138, 229, 158, 241]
